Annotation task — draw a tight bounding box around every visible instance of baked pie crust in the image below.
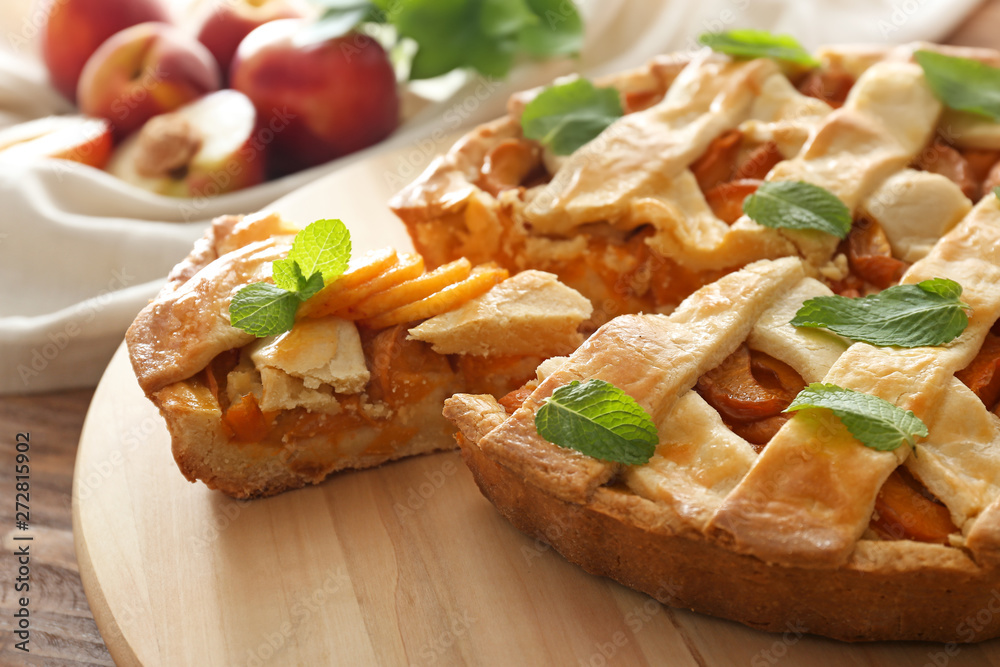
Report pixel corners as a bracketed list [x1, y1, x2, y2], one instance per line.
[126, 211, 591, 498]
[435, 43, 1000, 642]
[391, 42, 1000, 327]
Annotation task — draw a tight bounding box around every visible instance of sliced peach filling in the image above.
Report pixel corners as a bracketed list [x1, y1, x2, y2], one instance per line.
[871, 468, 957, 545]
[695, 344, 804, 452]
[794, 65, 855, 108]
[203, 251, 541, 451]
[694, 343, 957, 545]
[957, 329, 1000, 414]
[689, 128, 784, 224]
[913, 134, 1000, 202]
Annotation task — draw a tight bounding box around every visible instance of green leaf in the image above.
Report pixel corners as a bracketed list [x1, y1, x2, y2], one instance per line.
[296, 271, 325, 302]
[742, 180, 852, 238]
[535, 379, 659, 465]
[480, 0, 537, 37]
[790, 278, 970, 347]
[785, 383, 928, 452]
[286, 218, 351, 284]
[698, 30, 819, 67]
[993, 185, 1000, 200]
[229, 219, 353, 338]
[520, 0, 584, 58]
[521, 78, 623, 155]
[296, 2, 377, 46]
[915, 50, 1000, 122]
[395, 0, 582, 80]
[229, 283, 300, 338]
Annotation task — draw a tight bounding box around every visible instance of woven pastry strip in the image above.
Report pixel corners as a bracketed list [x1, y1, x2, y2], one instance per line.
[708, 195, 1000, 568]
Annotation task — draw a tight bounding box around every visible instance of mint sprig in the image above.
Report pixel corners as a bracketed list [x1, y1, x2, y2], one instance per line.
[698, 30, 819, 68]
[535, 378, 658, 465]
[785, 383, 928, 452]
[229, 219, 351, 338]
[310, 0, 583, 81]
[521, 78, 624, 155]
[915, 50, 1000, 122]
[790, 278, 970, 348]
[742, 180, 852, 238]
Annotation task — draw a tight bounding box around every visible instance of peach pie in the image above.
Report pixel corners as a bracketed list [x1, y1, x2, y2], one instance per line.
[435, 39, 1000, 642]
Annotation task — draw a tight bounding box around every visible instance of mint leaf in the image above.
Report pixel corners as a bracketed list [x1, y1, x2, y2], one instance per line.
[698, 30, 819, 68]
[521, 78, 623, 155]
[519, 0, 584, 58]
[270, 257, 302, 292]
[297, 1, 379, 45]
[229, 283, 300, 338]
[296, 271, 325, 302]
[229, 219, 353, 337]
[790, 278, 970, 347]
[535, 379, 658, 465]
[915, 50, 1000, 122]
[286, 218, 351, 284]
[393, 0, 582, 80]
[481, 0, 537, 38]
[785, 383, 928, 452]
[994, 185, 1000, 200]
[742, 180, 851, 238]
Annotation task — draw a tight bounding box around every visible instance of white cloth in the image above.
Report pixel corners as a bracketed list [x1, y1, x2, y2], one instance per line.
[0, 0, 980, 393]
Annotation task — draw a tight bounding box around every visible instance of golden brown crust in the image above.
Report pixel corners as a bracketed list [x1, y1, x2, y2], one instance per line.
[457, 426, 999, 642]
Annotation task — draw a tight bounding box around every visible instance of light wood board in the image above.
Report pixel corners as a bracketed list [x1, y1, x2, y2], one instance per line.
[74, 139, 1000, 666]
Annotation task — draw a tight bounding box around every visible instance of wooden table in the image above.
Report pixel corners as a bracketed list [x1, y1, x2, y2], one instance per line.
[3, 5, 1000, 663]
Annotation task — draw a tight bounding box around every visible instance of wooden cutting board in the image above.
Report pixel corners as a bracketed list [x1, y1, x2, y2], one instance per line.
[74, 140, 1000, 666]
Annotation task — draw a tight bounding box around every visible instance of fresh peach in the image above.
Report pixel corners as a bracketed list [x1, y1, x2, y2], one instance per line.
[77, 22, 221, 141]
[40, 0, 170, 102]
[108, 90, 266, 198]
[0, 116, 113, 169]
[191, 0, 308, 80]
[230, 19, 398, 175]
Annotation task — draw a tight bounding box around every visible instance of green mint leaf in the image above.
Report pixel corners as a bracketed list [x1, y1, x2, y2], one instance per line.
[790, 278, 970, 347]
[915, 50, 1000, 122]
[521, 78, 623, 155]
[392, 0, 582, 80]
[917, 276, 963, 301]
[785, 383, 928, 452]
[296, 271, 325, 302]
[481, 0, 537, 38]
[535, 379, 658, 465]
[286, 218, 351, 284]
[295, 1, 378, 45]
[519, 0, 584, 58]
[229, 283, 300, 338]
[698, 30, 819, 67]
[229, 219, 353, 337]
[270, 258, 301, 292]
[742, 180, 852, 238]
[994, 185, 1000, 200]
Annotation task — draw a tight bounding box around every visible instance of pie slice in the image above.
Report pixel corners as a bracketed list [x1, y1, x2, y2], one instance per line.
[391, 42, 1000, 328]
[446, 192, 1000, 642]
[126, 211, 591, 498]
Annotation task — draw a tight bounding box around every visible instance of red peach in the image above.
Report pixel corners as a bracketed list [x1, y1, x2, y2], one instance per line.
[77, 22, 222, 141]
[40, 0, 170, 102]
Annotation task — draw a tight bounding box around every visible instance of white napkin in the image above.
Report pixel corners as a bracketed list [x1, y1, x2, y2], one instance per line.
[0, 0, 980, 394]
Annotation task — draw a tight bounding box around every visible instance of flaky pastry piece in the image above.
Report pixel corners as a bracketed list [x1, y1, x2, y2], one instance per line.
[446, 193, 1000, 642]
[127, 211, 591, 498]
[392, 42, 1000, 327]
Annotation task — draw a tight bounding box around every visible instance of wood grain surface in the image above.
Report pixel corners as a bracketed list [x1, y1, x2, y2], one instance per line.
[4, 3, 1000, 664]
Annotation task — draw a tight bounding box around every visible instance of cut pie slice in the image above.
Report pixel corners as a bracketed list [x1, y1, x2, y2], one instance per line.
[446, 192, 1000, 642]
[126, 211, 591, 498]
